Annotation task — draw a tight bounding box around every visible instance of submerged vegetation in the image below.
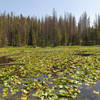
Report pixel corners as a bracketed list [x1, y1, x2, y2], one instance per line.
[0, 46, 100, 99]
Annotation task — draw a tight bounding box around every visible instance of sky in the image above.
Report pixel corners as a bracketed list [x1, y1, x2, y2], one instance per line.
[0, 0, 100, 24]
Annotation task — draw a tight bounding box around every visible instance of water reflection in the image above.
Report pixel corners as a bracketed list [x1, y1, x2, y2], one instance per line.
[74, 80, 100, 100]
[1, 72, 100, 100]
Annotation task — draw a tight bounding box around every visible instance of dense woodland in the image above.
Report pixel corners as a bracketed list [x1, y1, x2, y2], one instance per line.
[0, 10, 100, 47]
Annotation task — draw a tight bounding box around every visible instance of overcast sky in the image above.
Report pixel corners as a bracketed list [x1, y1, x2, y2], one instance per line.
[0, 0, 100, 24]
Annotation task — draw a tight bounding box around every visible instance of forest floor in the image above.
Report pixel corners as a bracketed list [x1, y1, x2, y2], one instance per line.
[0, 46, 100, 100]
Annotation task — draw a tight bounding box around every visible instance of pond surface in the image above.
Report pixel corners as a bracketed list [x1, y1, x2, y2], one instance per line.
[0, 56, 14, 64]
[0, 74, 48, 100]
[1, 73, 100, 100]
[74, 50, 94, 56]
[75, 53, 94, 56]
[0, 47, 100, 100]
[73, 80, 100, 100]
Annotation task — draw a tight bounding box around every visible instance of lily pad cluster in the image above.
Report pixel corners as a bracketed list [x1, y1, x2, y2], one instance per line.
[0, 46, 100, 100]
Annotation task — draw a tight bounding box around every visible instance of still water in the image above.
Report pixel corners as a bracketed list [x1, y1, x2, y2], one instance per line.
[74, 80, 100, 100]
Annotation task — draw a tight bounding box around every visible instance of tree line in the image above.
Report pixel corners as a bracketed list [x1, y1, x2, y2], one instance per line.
[0, 10, 100, 47]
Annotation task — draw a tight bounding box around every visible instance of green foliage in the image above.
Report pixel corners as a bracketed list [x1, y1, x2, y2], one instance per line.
[0, 12, 100, 47]
[0, 46, 100, 99]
